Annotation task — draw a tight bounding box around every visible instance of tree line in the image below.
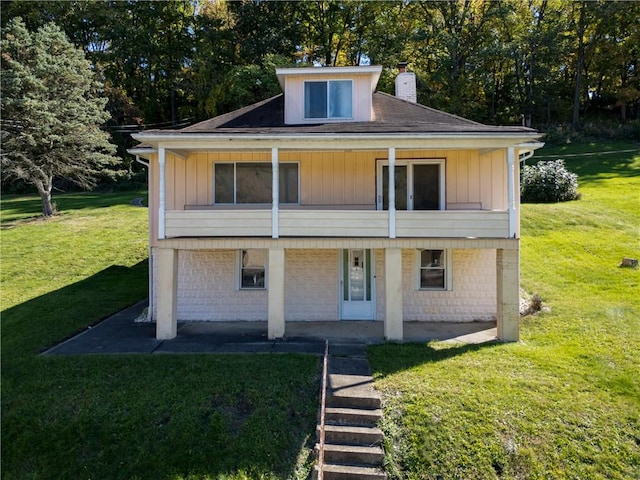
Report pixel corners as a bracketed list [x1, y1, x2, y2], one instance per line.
[2, 0, 639, 193]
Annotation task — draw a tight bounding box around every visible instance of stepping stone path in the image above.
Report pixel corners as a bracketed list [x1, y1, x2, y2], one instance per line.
[313, 344, 387, 480]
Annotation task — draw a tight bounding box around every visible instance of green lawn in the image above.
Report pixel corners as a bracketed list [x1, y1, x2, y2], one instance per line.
[369, 142, 640, 479]
[2, 142, 639, 479]
[1, 191, 319, 480]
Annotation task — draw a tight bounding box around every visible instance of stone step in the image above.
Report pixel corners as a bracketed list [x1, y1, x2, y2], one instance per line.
[317, 443, 385, 466]
[328, 357, 372, 376]
[325, 407, 382, 427]
[318, 424, 384, 446]
[328, 385, 382, 410]
[314, 463, 387, 480]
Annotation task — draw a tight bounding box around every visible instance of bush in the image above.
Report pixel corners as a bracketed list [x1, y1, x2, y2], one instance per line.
[539, 120, 640, 145]
[521, 159, 579, 203]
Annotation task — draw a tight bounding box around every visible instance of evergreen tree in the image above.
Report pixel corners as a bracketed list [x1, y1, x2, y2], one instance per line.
[1, 18, 117, 216]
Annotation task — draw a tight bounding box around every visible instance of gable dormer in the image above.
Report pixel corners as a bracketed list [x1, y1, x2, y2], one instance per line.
[275, 66, 382, 125]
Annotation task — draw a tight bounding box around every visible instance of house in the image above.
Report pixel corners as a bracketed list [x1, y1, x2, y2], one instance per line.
[129, 65, 543, 342]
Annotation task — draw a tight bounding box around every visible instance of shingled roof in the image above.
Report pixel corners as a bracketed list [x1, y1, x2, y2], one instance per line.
[142, 92, 535, 136]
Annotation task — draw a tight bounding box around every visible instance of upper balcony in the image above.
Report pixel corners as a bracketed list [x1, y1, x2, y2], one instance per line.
[163, 204, 510, 239]
[150, 145, 523, 242]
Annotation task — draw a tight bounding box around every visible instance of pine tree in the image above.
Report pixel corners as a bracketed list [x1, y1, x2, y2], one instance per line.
[1, 18, 117, 216]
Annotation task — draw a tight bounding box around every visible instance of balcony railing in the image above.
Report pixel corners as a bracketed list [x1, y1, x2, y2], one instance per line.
[163, 205, 510, 239]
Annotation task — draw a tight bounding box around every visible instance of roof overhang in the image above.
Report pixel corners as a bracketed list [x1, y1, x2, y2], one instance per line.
[132, 131, 544, 153]
[127, 146, 156, 160]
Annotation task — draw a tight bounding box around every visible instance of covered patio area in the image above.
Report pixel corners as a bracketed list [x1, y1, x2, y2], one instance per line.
[43, 300, 498, 356]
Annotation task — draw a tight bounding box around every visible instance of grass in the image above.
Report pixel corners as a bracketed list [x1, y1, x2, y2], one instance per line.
[2, 141, 639, 479]
[369, 141, 640, 479]
[1, 191, 319, 480]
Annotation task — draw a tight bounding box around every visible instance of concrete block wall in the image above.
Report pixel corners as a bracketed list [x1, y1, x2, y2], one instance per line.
[152, 248, 268, 321]
[152, 247, 496, 323]
[375, 248, 497, 322]
[284, 249, 339, 320]
[152, 247, 340, 322]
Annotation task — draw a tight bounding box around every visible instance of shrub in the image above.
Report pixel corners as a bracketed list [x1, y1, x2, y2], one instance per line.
[538, 120, 640, 145]
[521, 159, 579, 203]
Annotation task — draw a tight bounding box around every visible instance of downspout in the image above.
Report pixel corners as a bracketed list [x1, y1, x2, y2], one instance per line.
[135, 156, 149, 168]
[519, 149, 534, 166]
[158, 146, 166, 240]
[388, 147, 396, 239]
[135, 154, 153, 322]
[271, 147, 279, 239]
[507, 147, 516, 238]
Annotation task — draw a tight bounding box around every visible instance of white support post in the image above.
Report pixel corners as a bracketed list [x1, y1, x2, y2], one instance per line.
[268, 247, 285, 339]
[388, 147, 396, 239]
[156, 247, 178, 340]
[497, 248, 520, 342]
[384, 248, 403, 341]
[158, 146, 166, 240]
[507, 147, 516, 238]
[272, 147, 279, 239]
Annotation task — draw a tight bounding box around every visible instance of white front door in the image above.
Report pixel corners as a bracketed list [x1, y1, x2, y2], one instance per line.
[340, 249, 375, 320]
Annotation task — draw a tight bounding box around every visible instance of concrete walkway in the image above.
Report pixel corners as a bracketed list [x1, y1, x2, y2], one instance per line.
[43, 300, 498, 356]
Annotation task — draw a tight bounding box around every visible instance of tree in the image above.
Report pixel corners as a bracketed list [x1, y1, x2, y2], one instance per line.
[1, 18, 117, 216]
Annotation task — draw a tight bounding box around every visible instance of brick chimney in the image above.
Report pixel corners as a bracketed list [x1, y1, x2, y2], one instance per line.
[395, 62, 416, 103]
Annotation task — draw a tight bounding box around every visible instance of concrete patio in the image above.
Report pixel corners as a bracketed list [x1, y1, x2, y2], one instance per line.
[43, 300, 498, 356]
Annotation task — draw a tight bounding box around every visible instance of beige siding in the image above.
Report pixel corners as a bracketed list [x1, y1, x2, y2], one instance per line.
[488, 150, 507, 210]
[279, 210, 389, 237]
[165, 210, 272, 237]
[396, 211, 509, 238]
[280, 150, 379, 206]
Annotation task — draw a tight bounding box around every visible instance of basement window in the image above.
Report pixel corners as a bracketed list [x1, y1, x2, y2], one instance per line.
[415, 249, 451, 290]
[304, 80, 353, 119]
[237, 249, 267, 290]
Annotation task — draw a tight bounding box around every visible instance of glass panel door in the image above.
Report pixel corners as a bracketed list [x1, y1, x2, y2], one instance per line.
[413, 164, 440, 210]
[378, 161, 443, 211]
[382, 165, 407, 210]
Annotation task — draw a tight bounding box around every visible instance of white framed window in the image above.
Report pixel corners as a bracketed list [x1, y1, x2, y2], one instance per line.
[415, 249, 452, 290]
[304, 80, 353, 119]
[237, 249, 267, 290]
[214, 162, 299, 204]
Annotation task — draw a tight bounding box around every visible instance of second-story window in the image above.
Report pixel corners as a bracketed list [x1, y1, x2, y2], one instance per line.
[214, 162, 299, 204]
[304, 80, 353, 119]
